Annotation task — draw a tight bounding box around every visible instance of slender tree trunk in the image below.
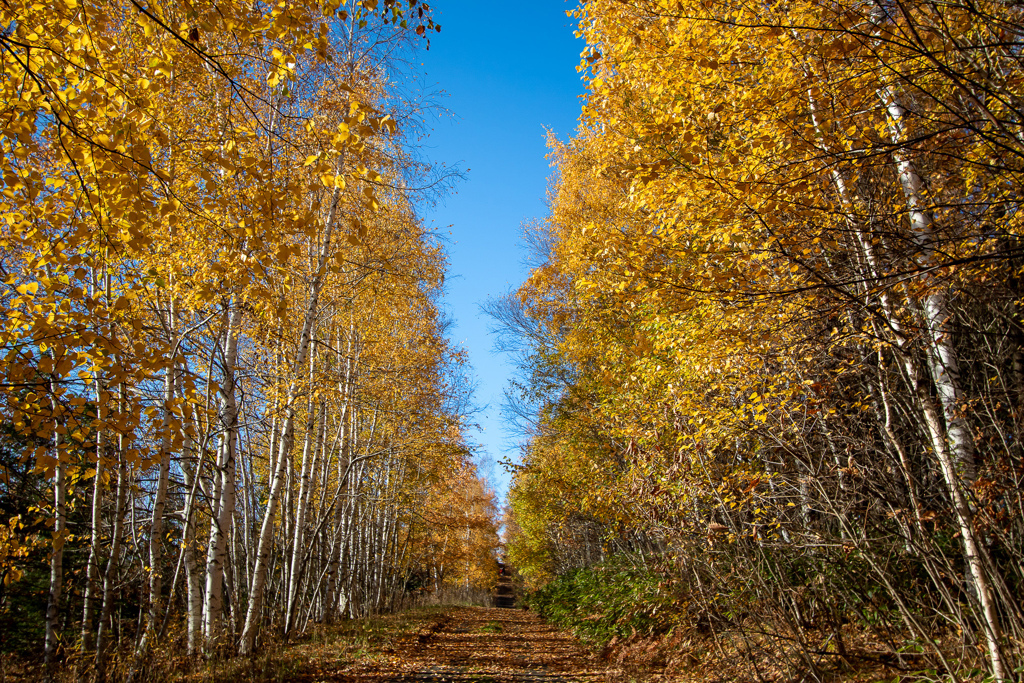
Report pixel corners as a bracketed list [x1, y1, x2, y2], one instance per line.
[43, 407, 67, 674]
[135, 342, 176, 666]
[880, 81, 1005, 681]
[94, 440, 128, 682]
[80, 387, 105, 659]
[323, 393, 352, 623]
[284, 384, 316, 636]
[78, 268, 109, 668]
[285, 390, 323, 637]
[239, 164, 343, 654]
[239, 435, 254, 593]
[881, 83, 976, 478]
[203, 302, 242, 655]
[180, 402, 205, 656]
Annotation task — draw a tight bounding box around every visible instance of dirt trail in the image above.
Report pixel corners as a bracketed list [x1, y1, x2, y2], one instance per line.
[295, 606, 613, 683]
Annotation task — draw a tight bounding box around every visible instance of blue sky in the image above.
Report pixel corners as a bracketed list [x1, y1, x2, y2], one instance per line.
[415, 1, 586, 499]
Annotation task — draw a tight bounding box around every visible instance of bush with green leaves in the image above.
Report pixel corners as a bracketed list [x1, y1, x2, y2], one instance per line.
[525, 555, 680, 647]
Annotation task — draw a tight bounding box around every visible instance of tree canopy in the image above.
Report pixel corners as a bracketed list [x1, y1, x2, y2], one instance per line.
[503, 1, 1024, 680]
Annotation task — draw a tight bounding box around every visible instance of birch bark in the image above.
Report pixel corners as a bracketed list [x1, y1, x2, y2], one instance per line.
[94, 436, 127, 682]
[136, 305, 177, 662]
[239, 180, 342, 654]
[284, 362, 321, 637]
[202, 301, 242, 654]
[79, 382, 104, 658]
[42, 398, 67, 674]
[879, 78, 1005, 681]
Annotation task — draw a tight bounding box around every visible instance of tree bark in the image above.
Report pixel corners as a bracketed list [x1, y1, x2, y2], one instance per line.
[879, 80, 1005, 681]
[94, 436, 127, 683]
[203, 301, 242, 655]
[43, 411, 67, 674]
[239, 190, 340, 654]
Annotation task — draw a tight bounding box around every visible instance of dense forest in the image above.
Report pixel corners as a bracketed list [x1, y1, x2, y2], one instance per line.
[0, 0, 499, 679]
[5, 0, 1024, 682]
[501, 0, 1024, 681]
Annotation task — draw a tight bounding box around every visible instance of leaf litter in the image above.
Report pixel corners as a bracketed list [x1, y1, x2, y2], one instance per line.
[276, 606, 615, 683]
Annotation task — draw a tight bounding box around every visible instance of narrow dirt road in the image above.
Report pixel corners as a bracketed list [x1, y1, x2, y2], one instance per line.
[289, 606, 614, 683]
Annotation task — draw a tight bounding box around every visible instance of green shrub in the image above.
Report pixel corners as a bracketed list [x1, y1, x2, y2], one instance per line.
[525, 555, 679, 647]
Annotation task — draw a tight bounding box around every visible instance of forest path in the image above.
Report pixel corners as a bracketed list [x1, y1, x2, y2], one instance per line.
[283, 606, 614, 683]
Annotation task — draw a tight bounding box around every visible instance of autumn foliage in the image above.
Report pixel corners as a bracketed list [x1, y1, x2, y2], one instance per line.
[503, 0, 1024, 680]
[0, 0, 499, 678]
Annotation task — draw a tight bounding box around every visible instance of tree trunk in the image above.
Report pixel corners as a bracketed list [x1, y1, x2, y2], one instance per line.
[135, 345, 176, 666]
[203, 302, 242, 655]
[284, 374, 318, 637]
[79, 390, 104, 659]
[880, 79, 1004, 681]
[94, 440, 128, 683]
[43, 413, 67, 674]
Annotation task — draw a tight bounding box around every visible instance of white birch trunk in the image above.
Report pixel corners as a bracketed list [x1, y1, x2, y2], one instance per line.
[178, 395, 206, 656]
[94, 439, 127, 682]
[79, 384, 104, 656]
[323, 370, 353, 622]
[137, 336, 176, 661]
[43, 423, 67, 671]
[880, 80, 1005, 681]
[203, 302, 242, 654]
[239, 189, 340, 654]
[881, 85, 976, 478]
[284, 373, 319, 636]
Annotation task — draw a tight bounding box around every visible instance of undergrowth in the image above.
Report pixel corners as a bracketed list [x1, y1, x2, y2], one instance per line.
[524, 552, 1005, 682]
[2, 606, 451, 682]
[173, 606, 450, 682]
[525, 556, 679, 647]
